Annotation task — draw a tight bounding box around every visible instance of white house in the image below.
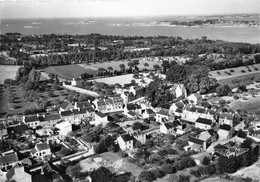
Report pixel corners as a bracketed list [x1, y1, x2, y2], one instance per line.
[93, 97, 124, 113]
[218, 124, 233, 141]
[143, 108, 156, 119]
[181, 107, 215, 123]
[156, 109, 169, 123]
[91, 112, 108, 126]
[175, 84, 187, 99]
[0, 121, 8, 140]
[188, 93, 202, 105]
[219, 113, 234, 127]
[55, 120, 72, 136]
[169, 101, 185, 114]
[23, 115, 40, 129]
[31, 142, 51, 159]
[117, 134, 134, 151]
[186, 137, 207, 152]
[160, 122, 176, 134]
[195, 117, 213, 130]
[39, 113, 62, 128]
[36, 128, 54, 136]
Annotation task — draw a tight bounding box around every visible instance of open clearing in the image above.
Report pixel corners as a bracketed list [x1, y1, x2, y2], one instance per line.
[44, 64, 97, 79]
[0, 65, 20, 84]
[79, 59, 162, 71]
[229, 95, 260, 114]
[43, 59, 161, 80]
[209, 64, 260, 83]
[94, 73, 154, 86]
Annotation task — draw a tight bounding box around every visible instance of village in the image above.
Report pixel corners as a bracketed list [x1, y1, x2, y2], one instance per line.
[1, 65, 260, 182]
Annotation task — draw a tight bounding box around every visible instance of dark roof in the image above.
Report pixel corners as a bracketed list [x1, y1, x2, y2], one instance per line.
[146, 108, 155, 114]
[24, 115, 39, 123]
[36, 142, 50, 151]
[189, 107, 206, 114]
[208, 129, 216, 136]
[219, 113, 233, 120]
[196, 117, 212, 125]
[128, 110, 138, 116]
[8, 124, 30, 134]
[173, 120, 182, 126]
[77, 101, 92, 109]
[86, 107, 95, 112]
[60, 110, 73, 117]
[96, 111, 106, 118]
[164, 122, 175, 129]
[219, 124, 232, 131]
[189, 137, 204, 145]
[207, 110, 216, 115]
[60, 100, 73, 110]
[175, 101, 185, 108]
[0, 121, 7, 130]
[120, 133, 134, 142]
[73, 108, 87, 115]
[44, 114, 61, 121]
[157, 109, 169, 116]
[0, 152, 19, 166]
[175, 108, 183, 113]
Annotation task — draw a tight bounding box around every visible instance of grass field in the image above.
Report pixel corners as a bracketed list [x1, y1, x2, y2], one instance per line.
[43, 59, 161, 80]
[229, 95, 260, 114]
[79, 59, 162, 72]
[44, 64, 97, 79]
[94, 73, 153, 86]
[209, 64, 260, 84]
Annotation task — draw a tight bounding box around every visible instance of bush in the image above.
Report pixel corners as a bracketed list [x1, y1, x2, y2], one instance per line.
[254, 67, 258, 71]
[248, 69, 252, 72]
[241, 70, 246, 73]
[233, 95, 239, 100]
[230, 69, 235, 72]
[217, 71, 221, 75]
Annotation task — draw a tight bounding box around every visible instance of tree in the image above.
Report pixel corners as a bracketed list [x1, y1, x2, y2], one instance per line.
[153, 64, 160, 71]
[216, 84, 231, 96]
[138, 171, 155, 182]
[202, 156, 210, 165]
[107, 66, 113, 75]
[166, 65, 187, 83]
[90, 166, 114, 182]
[144, 62, 149, 69]
[161, 60, 170, 74]
[119, 64, 125, 73]
[66, 164, 87, 180]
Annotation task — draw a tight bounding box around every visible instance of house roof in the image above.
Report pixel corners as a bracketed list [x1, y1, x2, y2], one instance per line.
[24, 115, 39, 123]
[60, 100, 73, 110]
[157, 109, 169, 116]
[208, 129, 217, 136]
[164, 122, 175, 129]
[44, 114, 61, 121]
[0, 121, 7, 130]
[0, 152, 19, 166]
[146, 108, 155, 114]
[173, 120, 182, 126]
[188, 107, 206, 114]
[36, 142, 50, 151]
[76, 101, 92, 108]
[120, 133, 134, 142]
[60, 110, 73, 117]
[8, 124, 30, 134]
[198, 131, 212, 141]
[189, 137, 204, 145]
[175, 108, 183, 113]
[219, 113, 233, 120]
[86, 107, 95, 112]
[219, 124, 232, 131]
[193, 93, 202, 99]
[175, 101, 185, 108]
[6, 163, 27, 181]
[196, 117, 212, 125]
[96, 111, 106, 118]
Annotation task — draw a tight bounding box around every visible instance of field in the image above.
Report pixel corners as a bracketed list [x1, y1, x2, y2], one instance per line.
[0, 65, 20, 84]
[94, 73, 154, 86]
[44, 64, 97, 80]
[229, 95, 260, 114]
[43, 59, 162, 80]
[79, 58, 162, 72]
[209, 64, 260, 84]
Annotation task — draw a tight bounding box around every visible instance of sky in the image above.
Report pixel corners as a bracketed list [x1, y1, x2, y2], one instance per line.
[0, 0, 260, 19]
